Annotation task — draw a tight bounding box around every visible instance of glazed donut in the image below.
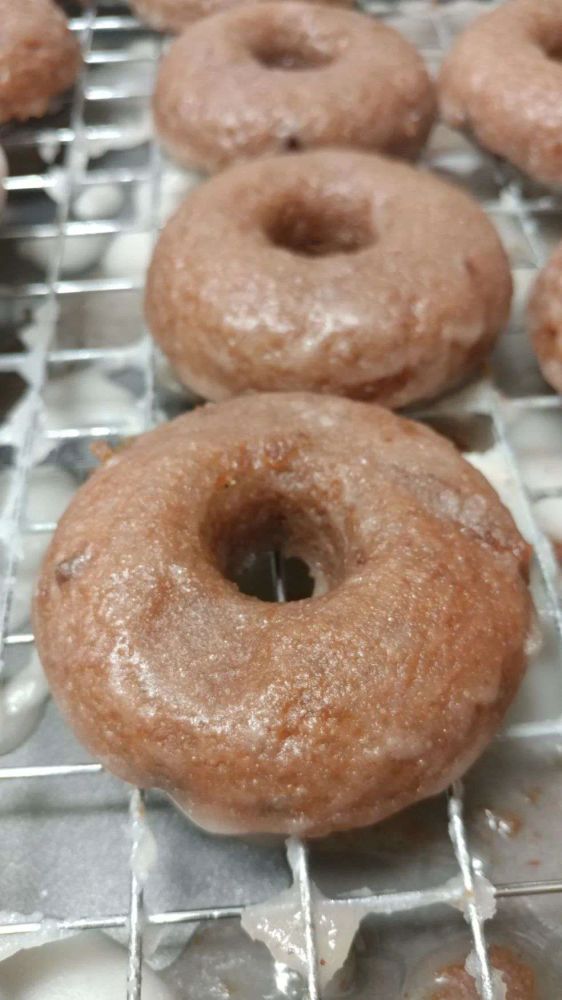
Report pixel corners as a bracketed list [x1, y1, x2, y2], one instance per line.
[130, 0, 352, 33]
[0, 0, 81, 125]
[528, 241, 562, 394]
[146, 150, 512, 409]
[33, 393, 531, 838]
[153, 2, 436, 171]
[439, 0, 562, 188]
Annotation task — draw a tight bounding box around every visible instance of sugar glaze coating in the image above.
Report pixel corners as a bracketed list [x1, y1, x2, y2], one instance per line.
[130, 0, 353, 33]
[34, 394, 531, 837]
[528, 240, 562, 394]
[439, 0, 562, 188]
[153, 2, 436, 172]
[146, 150, 512, 408]
[0, 0, 80, 124]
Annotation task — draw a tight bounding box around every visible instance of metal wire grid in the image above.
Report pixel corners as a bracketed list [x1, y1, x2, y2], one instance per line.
[0, 2, 561, 998]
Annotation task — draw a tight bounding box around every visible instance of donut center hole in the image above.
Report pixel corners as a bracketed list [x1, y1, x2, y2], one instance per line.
[539, 33, 562, 62]
[204, 490, 346, 602]
[232, 552, 315, 602]
[250, 31, 335, 71]
[266, 198, 374, 257]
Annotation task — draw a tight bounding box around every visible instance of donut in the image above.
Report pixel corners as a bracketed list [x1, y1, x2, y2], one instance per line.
[528, 241, 562, 393]
[438, 0, 562, 188]
[130, 0, 352, 33]
[0, 0, 81, 125]
[145, 150, 512, 409]
[152, 2, 436, 171]
[423, 946, 536, 1000]
[33, 393, 531, 838]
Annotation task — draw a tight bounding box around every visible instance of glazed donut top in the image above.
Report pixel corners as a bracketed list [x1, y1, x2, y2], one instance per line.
[146, 149, 512, 408]
[34, 393, 531, 837]
[153, 1, 436, 170]
[0, 0, 81, 125]
[439, 0, 562, 187]
[130, 0, 352, 33]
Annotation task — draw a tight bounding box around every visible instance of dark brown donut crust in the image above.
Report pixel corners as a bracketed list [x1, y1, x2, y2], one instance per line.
[33, 393, 531, 838]
[528, 240, 562, 394]
[0, 0, 81, 125]
[146, 150, 512, 409]
[153, 1, 436, 172]
[130, 0, 353, 33]
[439, 0, 562, 188]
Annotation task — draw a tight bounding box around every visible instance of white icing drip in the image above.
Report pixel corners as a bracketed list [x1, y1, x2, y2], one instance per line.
[0, 912, 72, 963]
[0, 930, 173, 999]
[130, 801, 158, 886]
[465, 949, 508, 1000]
[73, 183, 124, 221]
[241, 845, 467, 989]
[449, 871, 497, 925]
[0, 652, 50, 756]
[38, 138, 61, 165]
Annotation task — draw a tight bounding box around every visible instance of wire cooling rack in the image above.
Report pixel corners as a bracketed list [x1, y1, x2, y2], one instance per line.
[0, 2, 561, 998]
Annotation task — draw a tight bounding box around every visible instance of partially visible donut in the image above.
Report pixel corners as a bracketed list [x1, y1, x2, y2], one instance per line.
[130, 0, 352, 33]
[439, 0, 562, 188]
[33, 393, 531, 838]
[0, 0, 81, 125]
[528, 241, 562, 394]
[146, 150, 512, 408]
[153, 2, 436, 171]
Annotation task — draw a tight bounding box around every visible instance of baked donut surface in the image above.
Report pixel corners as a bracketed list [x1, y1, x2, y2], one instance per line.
[34, 393, 531, 838]
[130, 0, 352, 33]
[439, 0, 562, 187]
[153, 1, 436, 171]
[529, 241, 562, 394]
[146, 150, 512, 409]
[0, 0, 81, 125]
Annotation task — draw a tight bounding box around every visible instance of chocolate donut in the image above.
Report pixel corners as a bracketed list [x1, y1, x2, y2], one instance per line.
[528, 241, 562, 394]
[439, 0, 562, 188]
[146, 150, 512, 408]
[0, 0, 81, 125]
[34, 393, 531, 838]
[153, 2, 436, 171]
[130, 0, 352, 33]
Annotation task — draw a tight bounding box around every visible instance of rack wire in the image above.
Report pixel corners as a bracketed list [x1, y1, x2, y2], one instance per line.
[0, 2, 561, 998]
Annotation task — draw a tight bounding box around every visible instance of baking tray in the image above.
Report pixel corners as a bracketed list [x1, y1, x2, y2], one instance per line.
[0, 1, 561, 997]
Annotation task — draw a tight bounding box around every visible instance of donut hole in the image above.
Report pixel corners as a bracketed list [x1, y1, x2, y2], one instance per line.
[203, 489, 346, 602]
[233, 552, 315, 602]
[249, 26, 337, 71]
[266, 195, 374, 257]
[542, 40, 562, 63]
